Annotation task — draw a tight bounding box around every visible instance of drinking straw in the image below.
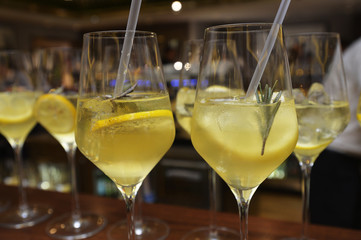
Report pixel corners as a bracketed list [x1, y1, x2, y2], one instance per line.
[245, 0, 291, 98]
[114, 0, 142, 96]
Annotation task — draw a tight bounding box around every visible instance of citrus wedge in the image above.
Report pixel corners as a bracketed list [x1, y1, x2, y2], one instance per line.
[0, 93, 35, 124]
[34, 94, 76, 133]
[295, 140, 332, 157]
[92, 109, 173, 132]
[205, 85, 229, 92]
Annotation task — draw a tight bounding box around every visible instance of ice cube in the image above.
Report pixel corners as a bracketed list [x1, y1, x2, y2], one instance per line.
[176, 87, 196, 116]
[307, 82, 330, 104]
[292, 88, 308, 104]
[82, 97, 113, 114]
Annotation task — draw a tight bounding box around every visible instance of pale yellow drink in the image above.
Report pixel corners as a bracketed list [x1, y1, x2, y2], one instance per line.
[175, 87, 195, 135]
[357, 96, 361, 126]
[0, 92, 38, 146]
[191, 97, 298, 190]
[76, 93, 175, 187]
[357, 113, 361, 126]
[294, 101, 350, 160]
[35, 95, 77, 146]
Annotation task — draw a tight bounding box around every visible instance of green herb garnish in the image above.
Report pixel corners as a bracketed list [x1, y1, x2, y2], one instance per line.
[184, 103, 194, 116]
[115, 82, 138, 99]
[102, 82, 138, 113]
[256, 81, 282, 156]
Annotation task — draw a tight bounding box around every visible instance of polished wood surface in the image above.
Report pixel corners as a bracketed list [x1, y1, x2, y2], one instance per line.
[0, 185, 360, 240]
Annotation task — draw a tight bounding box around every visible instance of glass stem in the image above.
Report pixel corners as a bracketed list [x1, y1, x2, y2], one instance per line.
[118, 183, 141, 240]
[238, 198, 250, 240]
[14, 143, 29, 215]
[232, 187, 255, 240]
[299, 161, 313, 240]
[209, 168, 218, 238]
[125, 195, 136, 240]
[66, 144, 80, 224]
[135, 186, 143, 235]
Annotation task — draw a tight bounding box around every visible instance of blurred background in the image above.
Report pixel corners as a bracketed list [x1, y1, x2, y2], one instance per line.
[0, 0, 361, 227]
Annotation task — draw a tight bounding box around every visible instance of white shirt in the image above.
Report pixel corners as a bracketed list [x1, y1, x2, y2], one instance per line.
[329, 38, 361, 156]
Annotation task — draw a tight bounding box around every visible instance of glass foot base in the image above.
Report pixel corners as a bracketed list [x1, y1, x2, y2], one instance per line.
[108, 217, 169, 240]
[0, 204, 53, 229]
[46, 212, 107, 240]
[181, 226, 239, 240]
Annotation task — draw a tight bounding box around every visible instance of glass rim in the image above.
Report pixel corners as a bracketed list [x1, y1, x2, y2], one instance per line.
[285, 31, 340, 39]
[205, 22, 279, 34]
[83, 30, 157, 39]
[36, 46, 79, 52]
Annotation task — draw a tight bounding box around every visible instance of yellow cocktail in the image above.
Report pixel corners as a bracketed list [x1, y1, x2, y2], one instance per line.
[294, 101, 350, 160]
[35, 94, 77, 146]
[76, 93, 175, 188]
[175, 87, 196, 135]
[192, 97, 298, 190]
[0, 92, 38, 146]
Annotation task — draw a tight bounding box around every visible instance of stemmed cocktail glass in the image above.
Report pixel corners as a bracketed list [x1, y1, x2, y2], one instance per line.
[34, 47, 107, 239]
[176, 39, 238, 240]
[0, 50, 53, 228]
[75, 30, 176, 240]
[285, 32, 350, 240]
[191, 23, 299, 240]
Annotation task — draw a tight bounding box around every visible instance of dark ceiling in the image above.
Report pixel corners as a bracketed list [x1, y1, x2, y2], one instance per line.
[0, 0, 150, 14]
[0, 0, 230, 16]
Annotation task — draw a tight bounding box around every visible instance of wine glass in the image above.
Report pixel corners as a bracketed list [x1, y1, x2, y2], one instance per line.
[34, 46, 107, 239]
[75, 30, 176, 240]
[191, 23, 299, 240]
[0, 50, 53, 228]
[285, 32, 350, 239]
[176, 39, 239, 240]
[90, 37, 171, 240]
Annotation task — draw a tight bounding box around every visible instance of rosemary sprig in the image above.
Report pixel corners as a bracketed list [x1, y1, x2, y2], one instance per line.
[101, 82, 138, 113]
[113, 82, 138, 99]
[49, 86, 64, 94]
[102, 82, 138, 100]
[184, 103, 194, 116]
[256, 81, 282, 156]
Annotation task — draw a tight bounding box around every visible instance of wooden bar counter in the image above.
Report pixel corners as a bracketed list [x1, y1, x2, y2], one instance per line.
[0, 184, 360, 240]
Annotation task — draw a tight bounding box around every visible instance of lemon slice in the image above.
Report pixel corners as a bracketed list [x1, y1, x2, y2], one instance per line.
[92, 109, 173, 132]
[34, 94, 76, 133]
[0, 93, 35, 124]
[295, 140, 331, 157]
[205, 85, 229, 92]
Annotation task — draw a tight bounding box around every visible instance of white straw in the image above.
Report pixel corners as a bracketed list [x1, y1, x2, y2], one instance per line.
[245, 0, 291, 98]
[114, 0, 142, 96]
